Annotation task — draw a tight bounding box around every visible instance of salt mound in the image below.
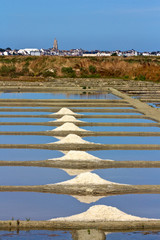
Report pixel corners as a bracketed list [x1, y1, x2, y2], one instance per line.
[52, 123, 87, 132]
[54, 134, 93, 144]
[53, 115, 84, 123]
[51, 108, 80, 115]
[62, 168, 92, 176]
[72, 195, 104, 204]
[50, 205, 150, 222]
[54, 136, 63, 140]
[49, 150, 101, 161]
[57, 172, 122, 185]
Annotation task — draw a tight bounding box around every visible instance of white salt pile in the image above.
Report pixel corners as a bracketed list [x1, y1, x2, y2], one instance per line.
[48, 150, 101, 161]
[60, 151, 69, 155]
[53, 136, 63, 140]
[52, 123, 87, 132]
[53, 115, 84, 123]
[51, 107, 80, 115]
[72, 195, 104, 204]
[61, 168, 93, 176]
[49, 205, 150, 222]
[56, 172, 123, 185]
[53, 134, 93, 144]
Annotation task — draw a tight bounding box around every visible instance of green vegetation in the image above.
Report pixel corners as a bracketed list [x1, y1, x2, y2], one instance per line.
[89, 65, 97, 74]
[123, 75, 129, 79]
[111, 53, 118, 56]
[138, 75, 146, 81]
[42, 69, 56, 78]
[0, 65, 16, 77]
[61, 67, 76, 78]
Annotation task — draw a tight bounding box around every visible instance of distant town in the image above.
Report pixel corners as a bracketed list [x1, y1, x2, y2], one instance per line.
[1, 38, 160, 57]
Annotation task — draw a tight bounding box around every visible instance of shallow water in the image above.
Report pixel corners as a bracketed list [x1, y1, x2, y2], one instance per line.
[0, 125, 54, 131]
[84, 126, 160, 132]
[0, 193, 160, 220]
[83, 117, 155, 123]
[0, 167, 70, 185]
[0, 230, 72, 240]
[0, 117, 54, 122]
[0, 92, 120, 100]
[0, 230, 159, 240]
[89, 150, 160, 161]
[85, 136, 160, 144]
[93, 168, 160, 185]
[0, 135, 57, 144]
[0, 91, 160, 240]
[107, 231, 160, 240]
[0, 166, 159, 186]
[0, 149, 63, 161]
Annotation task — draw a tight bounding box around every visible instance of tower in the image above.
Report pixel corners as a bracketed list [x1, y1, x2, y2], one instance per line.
[53, 38, 58, 50]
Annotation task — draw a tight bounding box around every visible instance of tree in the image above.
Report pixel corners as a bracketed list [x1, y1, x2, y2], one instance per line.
[111, 52, 118, 56]
[89, 65, 96, 74]
[6, 47, 12, 51]
[0, 48, 5, 52]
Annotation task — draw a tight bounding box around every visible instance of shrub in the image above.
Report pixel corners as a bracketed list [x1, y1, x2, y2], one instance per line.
[89, 65, 96, 74]
[21, 62, 29, 75]
[111, 53, 118, 56]
[138, 75, 146, 81]
[42, 69, 56, 78]
[0, 65, 16, 76]
[61, 67, 76, 77]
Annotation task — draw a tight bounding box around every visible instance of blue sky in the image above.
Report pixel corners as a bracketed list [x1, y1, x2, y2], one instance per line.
[0, 0, 160, 51]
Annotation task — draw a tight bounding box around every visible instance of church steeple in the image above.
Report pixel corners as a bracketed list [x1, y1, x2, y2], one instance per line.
[53, 38, 58, 50]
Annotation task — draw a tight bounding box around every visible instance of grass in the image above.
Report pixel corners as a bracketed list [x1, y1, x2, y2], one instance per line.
[0, 55, 160, 82]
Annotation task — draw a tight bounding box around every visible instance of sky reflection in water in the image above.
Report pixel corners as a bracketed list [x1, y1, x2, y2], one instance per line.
[0, 91, 160, 239]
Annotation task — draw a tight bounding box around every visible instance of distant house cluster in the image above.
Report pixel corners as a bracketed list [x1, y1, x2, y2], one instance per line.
[1, 39, 160, 57]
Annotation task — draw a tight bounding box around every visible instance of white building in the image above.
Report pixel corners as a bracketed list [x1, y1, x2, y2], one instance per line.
[142, 52, 151, 56]
[83, 53, 98, 57]
[3, 51, 9, 56]
[98, 52, 111, 56]
[18, 48, 40, 55]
